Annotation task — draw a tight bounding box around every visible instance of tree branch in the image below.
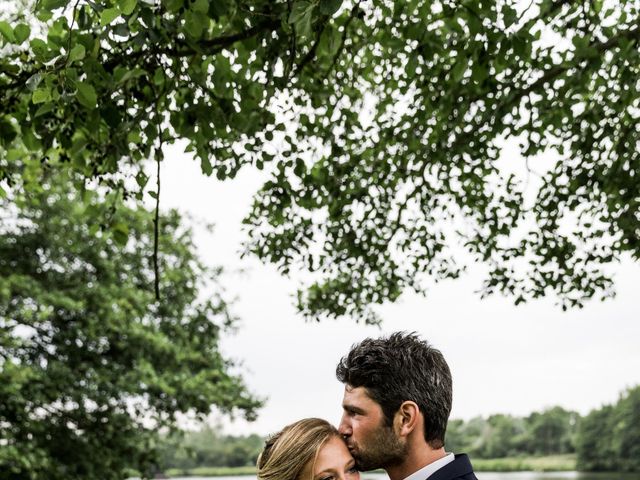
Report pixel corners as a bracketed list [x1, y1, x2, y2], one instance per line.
[0, 18, 280, 99]
[153, 141, 161, 301]
[508, 24, 640, 103]
[164, 17, 280, 58]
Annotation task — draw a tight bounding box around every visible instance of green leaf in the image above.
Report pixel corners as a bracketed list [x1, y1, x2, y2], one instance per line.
[209, 0, 231, 19]
[70, 137, 89, 159]
[185, 11, 207, 38]
[0, 21, 15, 43]
[100, 7, 121, 26]
[166, 0, 184, 13]
[318, 24, 341, 57]
[466, 12, 482, 35]
[32, 88, 51, 104]
[111, 223, 129, 246]
[201, 156, 213, 176]
[30, 38, 49, 59]
[68, 43, 85, 63]
[593, 0, 603, 14]
[23, 129, 41, 150]
[153, 68, 165, 86]
[135, 171, 149, 188]
[127, 130, 141, 143]
[76, 82, 97, 109]
[35, 102, 55, 117]
[100, 105, 121, 128]
[14, 24, 31, 44]
[451, 57, 468, 82]
[319, 0, 342, 16]
[118, 0, 137, 15]
[0, 117, 17, 145]
[471, 62, 488, 83]
[192, 0, 208, 13]
[572, 35, 596, 58]
[502, 6, 517, 28]
[2, 63, 20, 76]
[40, 0, 67, 10]
[289, 1, 315, 38]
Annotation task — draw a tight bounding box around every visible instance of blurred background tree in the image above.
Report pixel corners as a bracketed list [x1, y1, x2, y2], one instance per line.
[525, 406, 579, 456]
[576, 386, 640, 472]
[158, 427, 264, 472]
[0, 173, 261, 479]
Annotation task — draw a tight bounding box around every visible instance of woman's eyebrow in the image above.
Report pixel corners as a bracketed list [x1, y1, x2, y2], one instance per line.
[314, 469, 335, 479]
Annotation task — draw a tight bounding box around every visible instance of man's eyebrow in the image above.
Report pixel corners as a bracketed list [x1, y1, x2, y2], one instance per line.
[342, 404, 366, 414]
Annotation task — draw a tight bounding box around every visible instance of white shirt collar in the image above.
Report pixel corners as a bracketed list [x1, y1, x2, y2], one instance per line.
[402, 453, 455, 480]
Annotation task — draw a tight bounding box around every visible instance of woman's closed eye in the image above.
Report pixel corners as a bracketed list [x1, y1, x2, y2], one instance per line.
[344, 459, 359, 478]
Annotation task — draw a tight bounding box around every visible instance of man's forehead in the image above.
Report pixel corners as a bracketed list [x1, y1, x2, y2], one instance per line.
[343, 385, 371, 400]
[342, 385, 383, 417]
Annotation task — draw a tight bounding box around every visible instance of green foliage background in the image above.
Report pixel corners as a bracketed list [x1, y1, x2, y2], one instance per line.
[0, 174, 261, 479]
[576, 386, 640, 472]
[158, 427, 264, 471]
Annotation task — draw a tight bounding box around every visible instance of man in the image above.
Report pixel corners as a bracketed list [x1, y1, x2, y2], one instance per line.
[337, 332, 477, 480]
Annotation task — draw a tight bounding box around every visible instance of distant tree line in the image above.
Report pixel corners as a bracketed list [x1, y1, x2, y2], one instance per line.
[158, 427, 264, 471]
[576, 386, 640, 472]
[446, 406, 579, 459]
[449, 385, 640, 472]
[160, 386, 640, 473]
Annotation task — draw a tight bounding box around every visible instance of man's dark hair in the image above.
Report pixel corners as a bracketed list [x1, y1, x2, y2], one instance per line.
[336, 332, 452, 449]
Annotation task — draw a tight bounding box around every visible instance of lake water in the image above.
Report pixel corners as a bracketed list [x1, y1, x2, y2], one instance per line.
[169, 473, 640, 480]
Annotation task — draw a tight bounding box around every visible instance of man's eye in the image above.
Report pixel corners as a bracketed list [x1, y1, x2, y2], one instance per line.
[348, 466, 358, 474]
[319, 476, 334, 480]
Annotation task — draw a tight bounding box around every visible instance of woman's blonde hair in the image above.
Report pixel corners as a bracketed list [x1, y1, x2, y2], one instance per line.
[257, 418, 340, 480]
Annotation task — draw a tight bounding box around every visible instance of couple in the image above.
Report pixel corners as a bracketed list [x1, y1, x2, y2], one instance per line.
[257, 332, 477, 480]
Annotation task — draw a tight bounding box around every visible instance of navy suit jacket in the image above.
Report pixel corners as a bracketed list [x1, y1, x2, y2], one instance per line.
[427, 454, 477, 480]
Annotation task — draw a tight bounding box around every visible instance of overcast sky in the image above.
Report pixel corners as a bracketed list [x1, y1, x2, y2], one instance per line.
[158, 142, 640, 437]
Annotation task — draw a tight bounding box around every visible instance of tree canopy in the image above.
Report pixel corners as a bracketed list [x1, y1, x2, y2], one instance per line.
[0, 173, 261, 479]
[1, 0, 638, 322]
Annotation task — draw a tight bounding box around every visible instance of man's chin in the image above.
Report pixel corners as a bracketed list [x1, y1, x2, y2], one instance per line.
[353, 456, 380, 472]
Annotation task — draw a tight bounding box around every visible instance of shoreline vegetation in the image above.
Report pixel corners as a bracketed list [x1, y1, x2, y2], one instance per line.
[164, 454, 577, 477]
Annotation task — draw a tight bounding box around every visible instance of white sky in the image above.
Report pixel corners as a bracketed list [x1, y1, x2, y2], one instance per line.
[158, 142, 640, 437]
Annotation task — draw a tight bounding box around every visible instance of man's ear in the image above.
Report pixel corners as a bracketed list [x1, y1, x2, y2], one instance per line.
[394, 401, 420, 437]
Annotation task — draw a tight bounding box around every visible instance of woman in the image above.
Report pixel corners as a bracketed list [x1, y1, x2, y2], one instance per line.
[257, 418, 360, 480]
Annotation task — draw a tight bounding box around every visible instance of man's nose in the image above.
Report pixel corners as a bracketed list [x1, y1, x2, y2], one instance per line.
[338, 414, 351, 436]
